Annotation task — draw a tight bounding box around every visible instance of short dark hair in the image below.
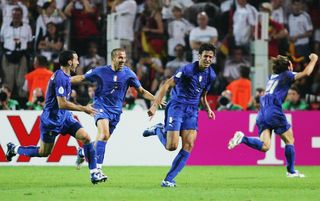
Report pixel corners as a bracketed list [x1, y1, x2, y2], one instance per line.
[271, 55, 290, 74]
[290, 85, 301, 95]
[36, 55, 49, 67]
[59, 50, 76, 67]
[199, 43, 216, 55]
[111, 48, 125, 59]
[240, 66, 250, 79]
[12, 7, 23, 15]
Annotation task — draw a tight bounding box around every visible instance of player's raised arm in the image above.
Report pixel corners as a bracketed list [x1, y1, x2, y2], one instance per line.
[57, 96, 96, 116]
[148, 76, 175, 117]
[71, 75, 86, 84]
[294, 53, 318, 80]
[137, 87, 155, 102]
[201, 90, 215, 120]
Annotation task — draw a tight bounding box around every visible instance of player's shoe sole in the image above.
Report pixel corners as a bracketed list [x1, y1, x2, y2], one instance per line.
[286, 170, 305, 178]
[6, 142, 16, 161]
[161, 180, 176, 187]
[228, 131, 244, 150]
[143, 123, 164, 137]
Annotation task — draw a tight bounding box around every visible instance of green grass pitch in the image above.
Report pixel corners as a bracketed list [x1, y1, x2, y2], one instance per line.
[0, 166, 319, 201]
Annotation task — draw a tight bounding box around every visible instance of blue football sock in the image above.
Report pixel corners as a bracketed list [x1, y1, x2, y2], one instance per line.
[96, 140, 107, 168]
[83, 142, 97, 170]
[165, 149, 190, 182]
[285, 144, 295, 174]
[241, 136, 263, 151]
[156, 127, 167, 147]
[17, 146, 40, 157]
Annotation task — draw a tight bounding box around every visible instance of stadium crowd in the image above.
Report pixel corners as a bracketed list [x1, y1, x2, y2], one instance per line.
[0, 0, 319, 111]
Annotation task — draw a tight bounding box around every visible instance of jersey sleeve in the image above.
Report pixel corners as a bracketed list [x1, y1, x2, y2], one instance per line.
[128, 69, 142, 89]
[84, 68, 99, 82]
[284, 71, 295, 83]
[205, 69, 216, 91]
[173, 66, 186, 84]
[55, 73, 68, 98]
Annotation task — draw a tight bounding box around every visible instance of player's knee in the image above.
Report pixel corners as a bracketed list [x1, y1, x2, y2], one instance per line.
[38, 150, 51, 157]
[261, 143, 270, 152]
[166, 144, 178, 151]
[183, 143, 194, 152]
[97, 132, 110, 141]
[82, 135, 91, 144]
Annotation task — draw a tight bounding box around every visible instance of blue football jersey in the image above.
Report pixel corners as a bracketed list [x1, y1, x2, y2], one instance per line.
[261, 71, 295, 108]
[41, 69, 72, 128]
[171, 61, 216, 105]
[85, 65, 141, 114]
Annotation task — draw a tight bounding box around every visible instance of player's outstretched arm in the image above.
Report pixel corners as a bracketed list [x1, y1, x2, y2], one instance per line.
[137, 87, 156, 102]
[57, 96, 96, 116]
[71, 75, 86, 84]
[148, 77, 175, 117]
[201, 91, 215, 120]
[294, 53, 318, 80]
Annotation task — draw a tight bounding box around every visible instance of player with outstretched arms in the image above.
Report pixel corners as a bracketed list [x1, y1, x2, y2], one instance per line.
[228, 53, 318, 177]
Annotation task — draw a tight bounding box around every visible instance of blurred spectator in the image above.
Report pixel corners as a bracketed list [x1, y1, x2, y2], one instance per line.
[271, 0, 286, 25]
[23, 55, 53, 102]
[140, 0, 165, 58]
[87, 84, 96, 104]
[226, 66, 251, 110]
[35, 0, 66, 43]
[189, 11, 218, 62]
[217, 90, 243, 111]
[247, 87, 265, 111]
[136, 52, 164, 94]
[69, 89, 79, 104]
[2, 0, 29, 25]
[111, 0, 137, 64]
[64, 0, 100, 56]
[223, 46, 250, 83]
[167, 4, 193, 58]
[26, 87, 45, 110]
[232, 0, 257, 54]
[162, 0, 193, 20]
[123, 87, 138, 110]
[165, 44, 189, 79]
[37, 0, 66, 12]
[0, 84, 19, 110]
[282, 85, 309, 110]
[77, 41, 105, 75]
[37, 22, 64, 64]
[0, 7, 33, 98]
[288, 0, 313, 59]
[260, 2, 288, 58]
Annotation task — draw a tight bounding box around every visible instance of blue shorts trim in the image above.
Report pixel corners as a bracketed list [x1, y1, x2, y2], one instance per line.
[256, 107, 291, 135]
[40, 115, 82, 143]
[94, 109, 120, 134]
[164, 101, 198, 131]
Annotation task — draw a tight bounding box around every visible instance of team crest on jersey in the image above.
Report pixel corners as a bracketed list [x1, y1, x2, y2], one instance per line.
[113, 75, 118, 82]
[199, 76, 202, 82]
[86, 69, 93, 74]
[175, 72, 182, 78]
[58, 86, 64, 94]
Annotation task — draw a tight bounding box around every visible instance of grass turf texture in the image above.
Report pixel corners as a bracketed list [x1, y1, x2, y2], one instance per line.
[0, 166, 319, 201]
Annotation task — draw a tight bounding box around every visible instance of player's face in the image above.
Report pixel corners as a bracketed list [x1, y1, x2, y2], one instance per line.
[113, 51, 126, 70]
[198, 50, 214, 70]
[70, 53, 79, 72]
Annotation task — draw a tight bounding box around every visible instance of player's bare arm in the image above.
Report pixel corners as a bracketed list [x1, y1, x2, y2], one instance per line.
[57, 96, 96, 116]
[294, 53, 318, 80]
[201, 90, 215, 120]
[71, 75, 86, 84]
[148, 77, 175, 117]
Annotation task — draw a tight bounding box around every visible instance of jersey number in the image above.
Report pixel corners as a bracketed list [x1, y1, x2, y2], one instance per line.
[266, 80, 279, 94]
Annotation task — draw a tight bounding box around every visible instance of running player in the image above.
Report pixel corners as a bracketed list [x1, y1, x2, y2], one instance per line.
[143, 43, 217, 187]
[72, 48, 157, 178]
[6, 50, 106, 184]
[228, 53, 318, 177]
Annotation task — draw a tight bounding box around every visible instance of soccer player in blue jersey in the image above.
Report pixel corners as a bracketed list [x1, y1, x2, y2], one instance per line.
[72, 48, 157, 177]
[143, 43, 217, 187]
[5, 50, 106, 184]
[228, 53, 318, 177]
